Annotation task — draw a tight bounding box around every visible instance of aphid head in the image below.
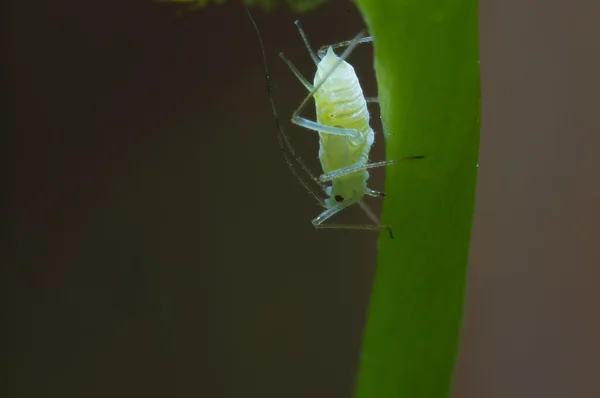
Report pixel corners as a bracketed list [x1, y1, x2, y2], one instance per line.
[324, 182, 365, 209]
[324, 193, 347, 208]
[314, 47, 354, 89]
[319, 46, 335, 60]
[324, 186, 343, 208]
[318, 47, 341, 67]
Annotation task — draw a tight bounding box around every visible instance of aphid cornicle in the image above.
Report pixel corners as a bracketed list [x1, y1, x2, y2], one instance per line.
[247, 11, 423, 238]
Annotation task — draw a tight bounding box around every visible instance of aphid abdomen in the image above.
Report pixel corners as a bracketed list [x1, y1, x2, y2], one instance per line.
[314, 47, 373, 183]
[314, 48, 370, 134]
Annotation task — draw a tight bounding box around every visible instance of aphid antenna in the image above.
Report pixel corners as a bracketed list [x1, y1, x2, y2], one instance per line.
[246, 8, 326, 207]
[317, 36, 373, 59]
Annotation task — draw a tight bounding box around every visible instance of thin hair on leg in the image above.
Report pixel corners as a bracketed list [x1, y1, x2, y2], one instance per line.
[314, 222, 394, 239]
[312, 201, 394, 238]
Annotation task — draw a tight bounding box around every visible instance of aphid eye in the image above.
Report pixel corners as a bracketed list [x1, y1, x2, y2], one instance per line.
[334, 195, 344, 202]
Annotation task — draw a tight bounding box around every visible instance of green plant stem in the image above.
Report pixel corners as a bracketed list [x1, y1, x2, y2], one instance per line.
[353, 1, 480, 397]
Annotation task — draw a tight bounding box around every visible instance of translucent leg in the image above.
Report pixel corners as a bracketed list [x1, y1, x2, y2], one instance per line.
[279, 53, 313, 91]
[318, 156, 425, 183]
[293, 20, 320, 65]
[358, 200, 378, 223]
[311, 201, 394, 238]
[314, 223, 394, 238]
[359, 200, 393, 239]
[366, 189, 385, 198]
[317, 36, 373, 58]
[292, 116, 361, 139]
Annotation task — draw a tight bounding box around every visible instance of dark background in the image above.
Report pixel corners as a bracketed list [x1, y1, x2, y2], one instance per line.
[5, 0, 599, 397]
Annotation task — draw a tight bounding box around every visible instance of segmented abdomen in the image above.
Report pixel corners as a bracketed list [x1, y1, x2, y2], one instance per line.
[313, 50, 372, 176]
[314, 65, 369, 133]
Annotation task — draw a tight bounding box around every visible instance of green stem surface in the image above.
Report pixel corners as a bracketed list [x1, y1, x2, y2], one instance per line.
[354, 1, 480, 397]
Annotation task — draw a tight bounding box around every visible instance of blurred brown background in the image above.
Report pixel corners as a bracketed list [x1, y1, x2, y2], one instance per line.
[5, 0, 599, 397]
[454, 1, 600, 397]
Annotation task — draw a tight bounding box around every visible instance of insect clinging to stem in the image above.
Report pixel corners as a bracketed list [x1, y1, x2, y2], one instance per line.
[246, 10, 424, 239]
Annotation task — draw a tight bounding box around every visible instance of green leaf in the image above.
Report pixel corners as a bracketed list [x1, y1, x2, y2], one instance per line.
[353, 1, 480, 398]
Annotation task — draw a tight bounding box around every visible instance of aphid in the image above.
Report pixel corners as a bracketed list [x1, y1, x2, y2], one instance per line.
[247, 11, 423, 238]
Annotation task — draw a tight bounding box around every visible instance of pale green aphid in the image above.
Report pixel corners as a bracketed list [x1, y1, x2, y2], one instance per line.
[279, 22, 423, 238]
[248, 13, 422, 238]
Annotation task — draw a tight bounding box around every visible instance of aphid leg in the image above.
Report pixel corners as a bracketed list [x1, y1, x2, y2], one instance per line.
[366, 189, 385, 198]
[279, 53, 313, 91]
[293, 117, 362, 138]
[246, 8, 326, 207]
[317, 36, 373, 58]
[357, 200, 394, 239]
[365, 97, 379, 103]
[318, 156, 425, 183]
[314, 223, 394, 239]
[312, 201, 394, 238]
[293, 20, 320, 65]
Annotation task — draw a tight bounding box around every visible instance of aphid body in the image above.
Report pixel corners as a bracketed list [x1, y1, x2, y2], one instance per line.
[246, 10, 423, 237]
[312, 46, 374, 209]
